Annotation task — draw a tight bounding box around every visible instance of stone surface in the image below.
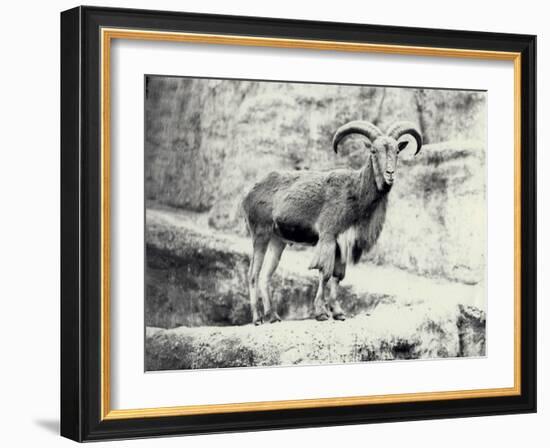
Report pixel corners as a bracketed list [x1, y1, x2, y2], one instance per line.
[145, 302, 485, 370]
[145, 208, 486, 370]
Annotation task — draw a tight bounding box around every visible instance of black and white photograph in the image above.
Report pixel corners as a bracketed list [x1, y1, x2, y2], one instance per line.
[144, 76, 487, 371]
[0, 0, 543, 444]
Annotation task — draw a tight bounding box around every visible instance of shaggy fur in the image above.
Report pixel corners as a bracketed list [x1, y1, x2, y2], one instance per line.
[241, 120, 422, 324]
[243, 156, 388, 268]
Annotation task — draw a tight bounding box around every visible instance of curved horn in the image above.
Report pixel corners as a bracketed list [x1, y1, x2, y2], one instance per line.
[332, 120, 383, 153]
[386, 121, 423, 155]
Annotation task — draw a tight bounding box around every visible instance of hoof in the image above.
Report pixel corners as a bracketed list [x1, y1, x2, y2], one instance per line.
[253, 318, 263, 326]
[315, 312, 330, 321]
[268, 312, 281, 323]
[332, 313, 346, 321]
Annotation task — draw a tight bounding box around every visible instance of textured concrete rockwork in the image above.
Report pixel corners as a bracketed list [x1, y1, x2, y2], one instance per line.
[145, 303, 486, 370]
[145, 209, 486, 370]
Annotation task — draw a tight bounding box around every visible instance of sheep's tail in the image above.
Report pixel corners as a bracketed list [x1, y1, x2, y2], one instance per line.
[240, 197, 253, 237]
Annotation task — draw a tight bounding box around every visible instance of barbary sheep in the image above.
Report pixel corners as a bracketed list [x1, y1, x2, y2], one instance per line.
[241, 120, 422, 325]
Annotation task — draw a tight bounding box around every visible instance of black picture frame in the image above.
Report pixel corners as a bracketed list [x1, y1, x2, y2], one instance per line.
[61, 5, 536, 442]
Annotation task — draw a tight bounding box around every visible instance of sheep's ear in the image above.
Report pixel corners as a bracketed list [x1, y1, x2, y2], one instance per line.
[398, 141, 408, 152]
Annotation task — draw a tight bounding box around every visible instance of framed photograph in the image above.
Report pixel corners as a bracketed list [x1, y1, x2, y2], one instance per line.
[60, 6, 536, 441]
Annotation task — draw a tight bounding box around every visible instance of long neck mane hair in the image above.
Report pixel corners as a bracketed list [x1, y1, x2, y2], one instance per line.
[338, 153, 390, 265]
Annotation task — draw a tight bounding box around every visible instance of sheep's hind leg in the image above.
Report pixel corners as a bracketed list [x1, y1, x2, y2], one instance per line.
[258, 237, 286, 323]
[248, 235, 269, 325]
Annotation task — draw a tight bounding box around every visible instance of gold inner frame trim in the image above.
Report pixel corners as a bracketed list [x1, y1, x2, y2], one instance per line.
[100, 27, 522, 421]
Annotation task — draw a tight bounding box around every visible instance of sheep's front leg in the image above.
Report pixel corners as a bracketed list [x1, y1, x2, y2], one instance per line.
[328, 278, 346, 321]
[309, 235, 336, 321]
[328, 248, 346, 321]
[313, 271, 330, 321]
